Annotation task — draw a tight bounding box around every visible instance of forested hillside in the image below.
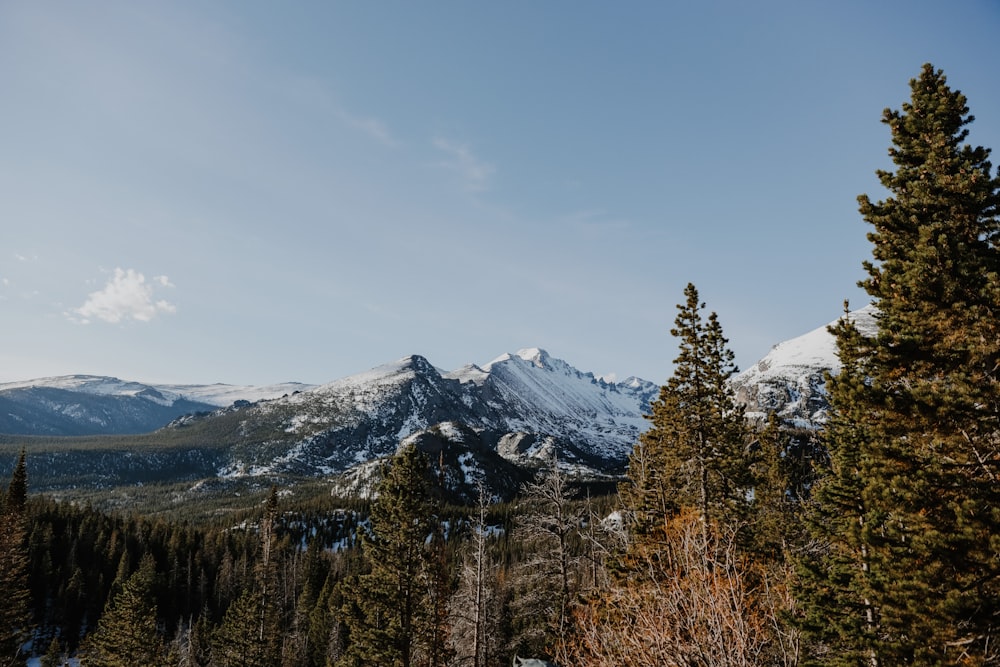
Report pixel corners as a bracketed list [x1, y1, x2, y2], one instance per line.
[1, 63, 997, 666]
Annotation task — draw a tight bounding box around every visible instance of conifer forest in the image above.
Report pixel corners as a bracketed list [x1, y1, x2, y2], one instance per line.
[3, 63, 1000, 666]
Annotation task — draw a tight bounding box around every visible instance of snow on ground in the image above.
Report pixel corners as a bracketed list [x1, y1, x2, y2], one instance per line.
[736, 305, 878, 384]
[159, 381, 315, 406]
[0, 374, 316, 408]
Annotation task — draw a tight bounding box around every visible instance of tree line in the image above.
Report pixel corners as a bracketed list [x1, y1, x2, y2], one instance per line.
[1, 62, 999, 665]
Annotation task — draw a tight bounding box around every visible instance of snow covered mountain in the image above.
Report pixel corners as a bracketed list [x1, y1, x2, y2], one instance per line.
[731, 305, 878, 427]
[203, 348, 658, 479]
[2, 307, 881, 499]
[0, 350, 657, 492]
[0, 375, 314, 435]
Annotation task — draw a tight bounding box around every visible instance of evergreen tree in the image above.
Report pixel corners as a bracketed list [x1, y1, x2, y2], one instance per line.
[283, 538, 328, 667]
[213, 588, 278, 667]
[212, 488, 283, 667]
[620, 283, 751, 552]
[573, 286, 770, 665]
[307, 575, 345, 667]
[801, 64, 1000, 664]
[797, 310, 881, 665]
[41, 636, 64, 667]
[5, 451, 26, 516]
[0, 450, 31, 666]
[417, 484, 453, 667]
[83, 553, 166, 667]
[338, 444, 441, 667]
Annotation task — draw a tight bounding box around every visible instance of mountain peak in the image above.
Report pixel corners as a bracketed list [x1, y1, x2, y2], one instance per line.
[514, 347, 551, 368]
[731, 304, 878, 426]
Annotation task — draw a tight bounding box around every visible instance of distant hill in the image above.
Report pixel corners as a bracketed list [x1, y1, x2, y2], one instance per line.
[0, 375, 314, 436]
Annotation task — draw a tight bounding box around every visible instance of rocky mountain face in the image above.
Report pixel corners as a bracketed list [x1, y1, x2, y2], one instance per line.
[0, 350, 658, 497]
[731, 306, 877, 428]
[203, 348, 657, 480]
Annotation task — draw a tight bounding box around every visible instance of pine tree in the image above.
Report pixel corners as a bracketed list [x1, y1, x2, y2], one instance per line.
[801, 64, 1000, 665]
[750, 413, 794, 559]
[307, 575, 344, 667]
[83, 553, 166, 667]
[213, 589, 273, 667]
[620, 283, 751, 553]
[5, 451, 26, 516]
[0, 450, 31, 666]
[338, 444, 441, 667]
[418, 490, 453, 667]
[283, 538, 328, 667]
[212, 488, 283, 667]
[797, 309, 881, 665]
[573, 285, 767, 665]
[41, 636, 63, 667]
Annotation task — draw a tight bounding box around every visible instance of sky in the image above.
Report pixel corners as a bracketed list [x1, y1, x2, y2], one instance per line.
[1, 1, 999, 387]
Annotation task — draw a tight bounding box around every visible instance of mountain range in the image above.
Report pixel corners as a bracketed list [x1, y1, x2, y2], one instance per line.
[0, 348, 657, 498]
[0, 309, 876, 503]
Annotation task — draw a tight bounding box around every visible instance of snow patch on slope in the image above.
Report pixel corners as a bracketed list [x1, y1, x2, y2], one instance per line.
[732, 305, 878, 426]
[0, 375, 316, 408]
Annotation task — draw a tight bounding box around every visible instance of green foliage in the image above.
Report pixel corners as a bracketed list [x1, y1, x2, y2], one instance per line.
[212, 588, 280, 667]
[801, 64, 1000, 665]
[749, 413, 801, 560]
[0, 451, 31, 666]
[797, 311, 882, 665]
[337, 444, 448, 667]
[621, 283, 751, 548]
[40, 636, 63, 667]
[83, 553, 166, 667]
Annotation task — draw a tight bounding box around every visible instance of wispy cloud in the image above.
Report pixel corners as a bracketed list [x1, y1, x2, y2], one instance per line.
[285, 74, 397, 148]
[432, 137, 495, 192]
[69, 268, 177, 324]
[339, 110, 396, 147]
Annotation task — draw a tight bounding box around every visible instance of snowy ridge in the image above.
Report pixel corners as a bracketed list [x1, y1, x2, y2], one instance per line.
[731, 305, 877, 426]
[0, 374, 316, 408]
[155, 381, 315, 406]
[480, 348, 655, 460]
[203, 349, 658, 479]
[0, 375, 181, 407]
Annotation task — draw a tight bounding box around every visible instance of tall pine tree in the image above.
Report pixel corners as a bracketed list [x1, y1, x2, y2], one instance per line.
[338, 444, 442, 667]
[801, 64, 1000, 665]
[798, 308, 883, 665]
[620, 282, 751, 552]
[0, 450, 31, 667]
[212, 487, 283, 667]
[577, 284, 766, 665]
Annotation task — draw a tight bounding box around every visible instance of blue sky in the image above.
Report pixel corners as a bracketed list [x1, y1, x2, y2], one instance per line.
[2, 1, 998, 386]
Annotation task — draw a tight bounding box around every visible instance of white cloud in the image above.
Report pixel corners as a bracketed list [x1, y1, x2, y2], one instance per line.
[432, 137, 495, 192]
[70, 268, 176, 324]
